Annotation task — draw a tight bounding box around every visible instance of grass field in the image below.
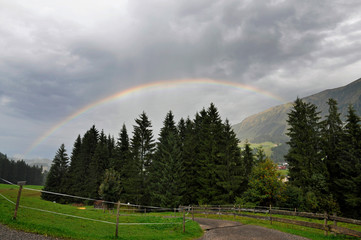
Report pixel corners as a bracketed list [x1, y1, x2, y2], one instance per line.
[0, 184, 202, 239]
[2, 183, 360, 240]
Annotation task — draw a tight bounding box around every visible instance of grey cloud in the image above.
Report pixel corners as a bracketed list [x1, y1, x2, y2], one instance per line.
[1, 0, 361, 158]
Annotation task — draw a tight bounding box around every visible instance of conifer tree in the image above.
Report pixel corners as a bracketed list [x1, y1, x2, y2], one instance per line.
[180, 117, 198, 205]
[215, 119, 243, 203]
[150, 111, 184, 207]
[240, 141, 254, 193]
[129, 112, 155, 205]
[88, 130, 110, 199]
[114, 124, 132, 202]
[285, 98, 328, 212]
[64, 135, 82, 199]
[320, 99, 343, 200]
[42, 144, 69, 202]
[336, 105, 361, 218]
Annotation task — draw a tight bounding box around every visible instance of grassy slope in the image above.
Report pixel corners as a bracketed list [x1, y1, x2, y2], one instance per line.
[0, 184, 202, 240]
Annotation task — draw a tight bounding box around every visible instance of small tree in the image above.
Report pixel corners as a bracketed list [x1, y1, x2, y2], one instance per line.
[241, 158, 285, 206]
[99, 168, 122, 209]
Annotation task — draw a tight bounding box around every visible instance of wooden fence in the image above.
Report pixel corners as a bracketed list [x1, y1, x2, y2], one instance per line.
[181, 205, 361, 238]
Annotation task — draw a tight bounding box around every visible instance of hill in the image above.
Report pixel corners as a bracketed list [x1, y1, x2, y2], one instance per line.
[232, 78, 361, 160]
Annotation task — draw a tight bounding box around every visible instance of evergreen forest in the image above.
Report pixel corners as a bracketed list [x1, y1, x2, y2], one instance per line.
[42, 101, 361, 220]
[0, 152, 44, 185]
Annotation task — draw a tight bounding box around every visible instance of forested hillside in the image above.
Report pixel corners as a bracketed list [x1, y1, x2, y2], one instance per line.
[232, 78, 361, 144]
[0, 152, 44, 185]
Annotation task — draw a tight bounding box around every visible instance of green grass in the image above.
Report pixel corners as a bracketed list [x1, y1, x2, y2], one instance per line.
[245, 142, 278, 157]
[277, 169, 289, 177]
[0, 184, 202, 239]
[192, 212, 360, 240]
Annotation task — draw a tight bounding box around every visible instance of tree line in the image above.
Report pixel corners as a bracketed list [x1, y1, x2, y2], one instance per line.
[42, 103, 255, 208]
[284, 98, 361, 219]
[42, 100, 361, 220]
[0, 152, 44, 185]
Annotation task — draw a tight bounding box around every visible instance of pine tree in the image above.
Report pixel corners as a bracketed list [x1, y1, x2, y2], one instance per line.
[64, 135, 82, 200]
[215, 119, 243, 203]
[42, 144, 69, 202]
[88, 130, 110, 199]
[336, 105, 361, 218]
[180, 117, 198, 205]
[80, 125, 99, 198]
[255, 146, 266, 165]
[285, 98, 328, 212]
[239, 140, 254, 194]
[129, 112, 155, 205]
[150, 111, 184, 207]
[320, 99, 343, 201]
[113, 124, 132, 202]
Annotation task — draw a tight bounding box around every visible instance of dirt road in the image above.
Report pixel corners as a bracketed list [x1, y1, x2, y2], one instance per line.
[195, 218, 310, 240]
[0, 224, 61, 240]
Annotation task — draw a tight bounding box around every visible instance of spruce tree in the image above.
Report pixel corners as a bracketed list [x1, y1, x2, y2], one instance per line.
[150, 111, 184, 207]
[88, 130, 110, 199]
[42, 144, 69, 202]
[129, 112, 155, 205]
[336, 105, 361, 218]
[114, 124, 132, 202]
[64, 135, 82, 199]
[180, 117, 198, 205]
[194, 104, 224, 204]
[215, 119, 243, 203]
[241, 141, 254, 193]
[285, 98, 328, 212]
[320, 99, 343, 202]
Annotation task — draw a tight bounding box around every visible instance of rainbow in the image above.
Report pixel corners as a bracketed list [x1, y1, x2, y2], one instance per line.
[24, 78, 285, 157]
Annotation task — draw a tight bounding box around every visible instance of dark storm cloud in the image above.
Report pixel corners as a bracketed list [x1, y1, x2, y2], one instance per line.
[1, 0, 361, 158]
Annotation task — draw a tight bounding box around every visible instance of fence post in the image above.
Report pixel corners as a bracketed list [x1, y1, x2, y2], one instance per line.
[115, 201, 120, 238]
[333, 213, 337, 236]
[13, 181, 26, 220]
[192, 205, 194, 221]
[324, 212, 328, 236]
[182, 207, 185, 233]
[269, 204, 272, 225]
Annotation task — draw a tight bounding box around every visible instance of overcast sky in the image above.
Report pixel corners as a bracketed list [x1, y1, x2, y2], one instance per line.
[1, 0, 361, 160]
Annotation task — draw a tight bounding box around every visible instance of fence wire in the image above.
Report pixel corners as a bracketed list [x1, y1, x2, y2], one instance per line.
[0, 177, 186, 226]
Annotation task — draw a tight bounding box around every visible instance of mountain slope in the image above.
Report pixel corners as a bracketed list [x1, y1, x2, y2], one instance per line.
[232, 78, 361, 143]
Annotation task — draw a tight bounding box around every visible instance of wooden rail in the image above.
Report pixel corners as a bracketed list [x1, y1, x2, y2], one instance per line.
[182, 206, 361, 238]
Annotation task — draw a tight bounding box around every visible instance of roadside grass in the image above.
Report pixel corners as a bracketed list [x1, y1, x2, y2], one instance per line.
[192, 212, 360, 240]
[0, 184, 202, 240]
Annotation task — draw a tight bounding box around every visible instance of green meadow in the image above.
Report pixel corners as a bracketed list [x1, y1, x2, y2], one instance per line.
[0, 184, 202, 240]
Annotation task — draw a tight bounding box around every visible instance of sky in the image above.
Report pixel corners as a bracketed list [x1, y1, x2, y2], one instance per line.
[1, 0, 361, 160]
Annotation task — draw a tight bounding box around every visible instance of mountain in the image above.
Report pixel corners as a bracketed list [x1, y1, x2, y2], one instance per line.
[232, 78, 361, 144]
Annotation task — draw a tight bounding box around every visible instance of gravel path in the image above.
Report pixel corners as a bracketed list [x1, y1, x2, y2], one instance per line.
[194, 218, 310, 240]
[0, 224, 62, 240]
